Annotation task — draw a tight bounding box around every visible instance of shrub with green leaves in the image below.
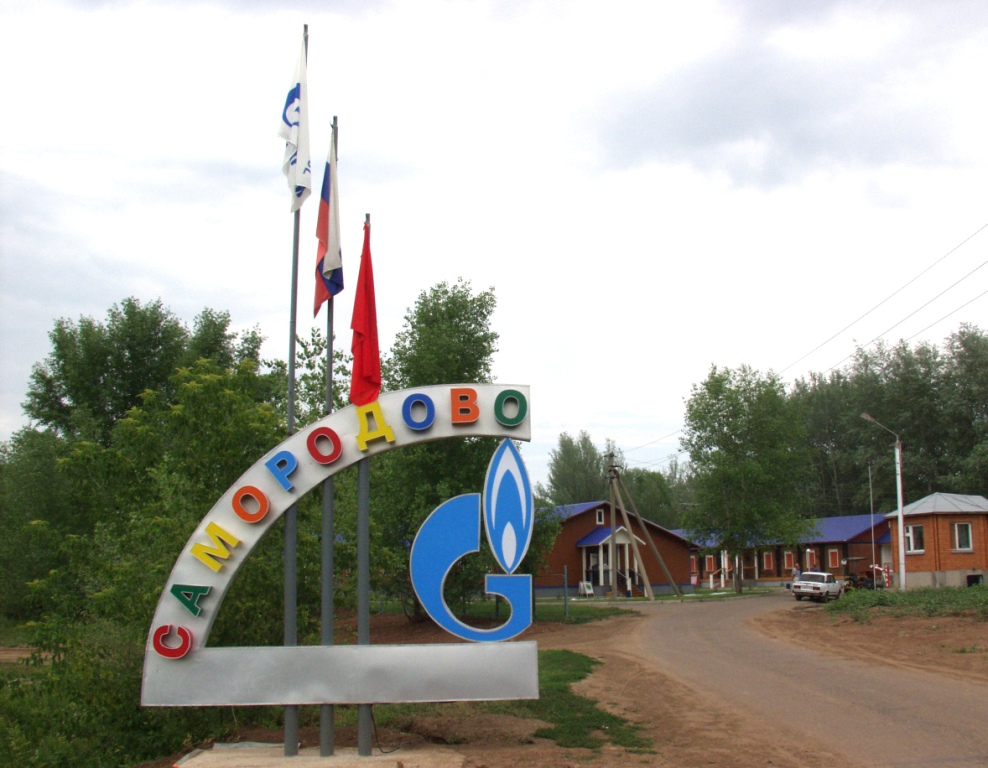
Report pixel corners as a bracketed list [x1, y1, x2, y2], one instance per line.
[827, 584, 988, 621]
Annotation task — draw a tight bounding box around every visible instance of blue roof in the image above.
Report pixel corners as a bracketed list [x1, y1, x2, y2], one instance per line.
[576, 526, 622, 547]
[671, 513, 887, 548]
[552, 501, 607, 519]
[559, 502, 691, 542]
[670, 529, 717, 548]
[805, 514, 885, 544]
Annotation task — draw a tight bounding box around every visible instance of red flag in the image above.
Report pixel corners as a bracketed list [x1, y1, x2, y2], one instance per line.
[349, 221, 381, 405]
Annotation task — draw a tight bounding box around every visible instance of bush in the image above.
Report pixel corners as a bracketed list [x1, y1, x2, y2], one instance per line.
[0, 620, 235, 768]
[827, 584, 988, 621]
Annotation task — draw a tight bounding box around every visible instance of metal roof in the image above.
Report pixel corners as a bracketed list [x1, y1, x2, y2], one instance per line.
[555, 501, 693, 546]
[552, 501, 607, 519]
[574, 526, 646, 547]
[671, 513, 887, 548]
[576, 526, 620, 547]
[805, 514, 884, 544]
[885, 492, 988, 518]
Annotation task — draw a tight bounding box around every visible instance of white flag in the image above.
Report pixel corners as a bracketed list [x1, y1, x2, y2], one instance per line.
[278, 42, 311, 212]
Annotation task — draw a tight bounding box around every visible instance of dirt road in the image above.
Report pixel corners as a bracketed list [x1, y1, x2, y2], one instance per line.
[627, 592, 988, 767]
[141, 592, 988, 768]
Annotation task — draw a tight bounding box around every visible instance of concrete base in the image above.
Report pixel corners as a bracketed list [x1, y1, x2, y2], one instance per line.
[176, 743, 465, 768]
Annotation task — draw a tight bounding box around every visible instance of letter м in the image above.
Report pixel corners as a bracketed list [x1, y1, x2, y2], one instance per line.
[191, 522, 241, 573]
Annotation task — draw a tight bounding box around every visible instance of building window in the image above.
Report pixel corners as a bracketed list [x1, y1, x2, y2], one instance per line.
[951, 522, 973, 551]
[690, 555, 697, 573]
[705, 554, 716, 572]
[763, 551, 774, 571]
[905, 525, 925, 553]
[806, 550, 817, 569]
[828, 548, 840, 569]
[784, 551, 794, 570]
[596, 509, 604, 525]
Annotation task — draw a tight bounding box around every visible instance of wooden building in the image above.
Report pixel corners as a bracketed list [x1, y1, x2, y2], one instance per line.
[534, 501, 693, 596]
[679, 513, 891, 588]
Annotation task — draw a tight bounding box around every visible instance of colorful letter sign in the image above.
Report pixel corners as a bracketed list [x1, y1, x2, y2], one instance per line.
[141, 384, 538, 707]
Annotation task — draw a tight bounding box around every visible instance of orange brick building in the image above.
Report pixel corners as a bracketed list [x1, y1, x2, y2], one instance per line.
[886, 492, 988, 588]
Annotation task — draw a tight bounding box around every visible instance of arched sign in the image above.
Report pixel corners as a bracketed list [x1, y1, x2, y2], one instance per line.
[141, 384, 537, 706]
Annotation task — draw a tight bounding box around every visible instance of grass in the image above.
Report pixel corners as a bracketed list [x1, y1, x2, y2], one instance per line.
[825, 584, 988, 621]
[373, 595, 634, 625]
[400, 584, 778, 626]
[678, 586, 777, 600]
[510, 649, 651, 751]
[350, 649, 651, 753]
[951, 644, 985, 654]
[532, 602, 631, 624]
[309, 600, 650, 753]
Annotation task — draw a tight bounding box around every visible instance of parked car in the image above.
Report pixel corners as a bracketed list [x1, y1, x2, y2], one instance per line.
[792, 571, 843, 602]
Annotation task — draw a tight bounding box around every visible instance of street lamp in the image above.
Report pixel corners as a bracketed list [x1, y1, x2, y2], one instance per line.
[861, 413, 907, 591]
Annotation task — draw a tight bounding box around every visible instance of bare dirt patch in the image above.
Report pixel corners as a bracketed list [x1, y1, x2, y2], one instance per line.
[127, 601, 988, 767]
[0, 646, 32, 664]
[757, 601, 988, 684]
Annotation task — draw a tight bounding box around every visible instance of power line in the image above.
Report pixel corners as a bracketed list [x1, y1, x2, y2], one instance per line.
[905, 287, 988, 342]
[825, 256, 988, 372]
[779, 220, 988, 376]
[624, 429, 683, 453]
[617, 221, 988, 464]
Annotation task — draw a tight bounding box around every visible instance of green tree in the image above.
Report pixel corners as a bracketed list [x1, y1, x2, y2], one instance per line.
[661, 455, 696, 525]
[371, 280, 504, 618]
[681, 365, 813, 593]
[288, 326, 352, 428]
[23, 299, 259, 445]
[1, 358, 293, 768]
[0, 430, 75, 617]
[538, 430, 615, 506]
[942, 324, 988, 492]
[620, 466, 677, 528]
[789, 370, 869, 517]
[791, 328, 988, 517]
[384, 280, 498, 390]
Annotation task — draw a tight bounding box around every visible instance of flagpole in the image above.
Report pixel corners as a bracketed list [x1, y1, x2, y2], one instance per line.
[348, 213, 378, 757]
[319, 116, 338, 758]
[356, 212, 373, 757]
[282, 22, 307, 759]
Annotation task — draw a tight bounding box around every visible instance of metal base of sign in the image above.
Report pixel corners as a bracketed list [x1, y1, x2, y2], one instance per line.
[142, 642, 538, 706]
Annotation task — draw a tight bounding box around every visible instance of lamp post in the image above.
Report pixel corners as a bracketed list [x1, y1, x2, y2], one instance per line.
[861, 413, 907, 591]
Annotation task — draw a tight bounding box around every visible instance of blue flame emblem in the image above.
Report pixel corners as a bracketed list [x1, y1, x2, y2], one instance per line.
[484, 440, 533, 574]
[410, 439, 534, 642]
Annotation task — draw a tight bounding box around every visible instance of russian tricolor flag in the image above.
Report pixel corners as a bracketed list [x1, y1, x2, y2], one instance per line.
[314, 132, 344, 317]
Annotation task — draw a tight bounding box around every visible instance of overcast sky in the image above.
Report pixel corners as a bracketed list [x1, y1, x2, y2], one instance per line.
[2, 0, 987, 487]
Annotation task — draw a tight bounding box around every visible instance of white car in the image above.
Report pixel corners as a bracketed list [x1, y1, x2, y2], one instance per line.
[792, 571, 843, 602]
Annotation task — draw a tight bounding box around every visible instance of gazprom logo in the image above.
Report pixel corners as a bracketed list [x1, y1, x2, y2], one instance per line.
[282, 83, 301, 128]
[410, 439, 534, 642]
[484, 440, 533, 574]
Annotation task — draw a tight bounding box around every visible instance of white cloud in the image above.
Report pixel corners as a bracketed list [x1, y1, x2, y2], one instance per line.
[2, 0, 987, 489]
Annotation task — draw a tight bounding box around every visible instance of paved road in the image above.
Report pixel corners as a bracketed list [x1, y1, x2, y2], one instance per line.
[632, 592, 988, 768]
